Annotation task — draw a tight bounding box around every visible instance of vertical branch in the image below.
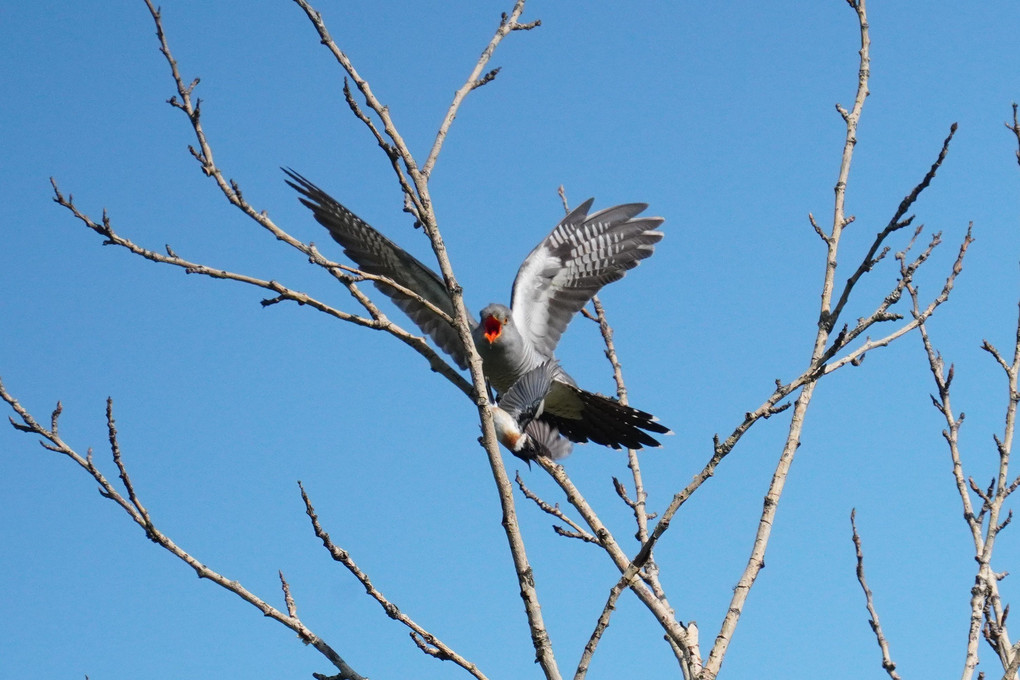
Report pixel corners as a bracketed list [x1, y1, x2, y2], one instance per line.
[291, 3, 560, 677]
[911, 257, 1020, 679]
[821, 0, 871, 329]
[851, 510, 903, 680]
[702, 2, 870, 676]
[562, 174, 676, 666]
[913, 296, 984, 680]
[912, 107, 1020, 680]
[591, 296, 650, 542]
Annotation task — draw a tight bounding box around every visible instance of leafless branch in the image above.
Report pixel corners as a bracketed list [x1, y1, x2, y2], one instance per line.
[640, 215, 967, 591]
[299, 483, 488, 679]
[422, 1, 539, 178]
[0, 379, 365, 680]
[143, 0, 335, 255]
[534, 456, 698, 676]
[702, 2, 870, 675]
[909, 128, 1019, 677]
[515, 472, 598, 543]
[280, 571, 298, 619]
[289, 0, 427, 218]
[559, 184, 654, 554]
[289, 4, 562, 675]
[56, 3, 476, 400]
[49, 180, 473, 397]
[656, 10, 967, 601]
[851, 510, 903, 680]
[1007, 102, 1020, 167]
[825, 123, 957, 333]
[1000, 641, 1020, 680]
[574, 578, 627, 680]
[557, 185, 570, 214]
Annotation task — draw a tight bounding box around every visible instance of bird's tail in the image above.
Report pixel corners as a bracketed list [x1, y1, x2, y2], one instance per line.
[520, 420, 573, 461]
[544, 387, 671, 450]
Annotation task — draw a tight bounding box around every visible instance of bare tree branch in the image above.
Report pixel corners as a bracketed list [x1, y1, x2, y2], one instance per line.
[49, 179, 473, 396]
[289, 0, 426, 218]
[299, 483, 489, 680]
[850, 510, 903, 680]
[1007, 102, 1020, 168]
[5, 2, 998, 678]
[289, 3, 562, 676]
[515, 472, 598, 543]
[704, 3, 865, 675]
[574, 578, 627, 680]
[280, 571, 298, 619]
[422, 1, 539, 178]
[0, 380, 366, 680]
[534, 456, 699, 676]
[909, 125, 1019, 677]
[825, 123, 957, 333]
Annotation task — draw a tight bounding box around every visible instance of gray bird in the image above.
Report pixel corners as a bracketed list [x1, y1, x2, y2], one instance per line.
[284, 169, 670, 450]
[491, 360, 573, 462]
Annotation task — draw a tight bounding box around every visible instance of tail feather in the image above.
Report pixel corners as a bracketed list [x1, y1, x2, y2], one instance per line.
[517, 420, 573, 461]
[543, 386, 670, 450]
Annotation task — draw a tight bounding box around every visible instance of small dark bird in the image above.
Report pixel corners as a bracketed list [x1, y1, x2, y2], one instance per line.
[491, 360, 573, 462]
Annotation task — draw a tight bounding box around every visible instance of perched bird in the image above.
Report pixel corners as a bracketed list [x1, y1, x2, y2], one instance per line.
[284, 169, 670, 451]
[490, 360, 573, 462]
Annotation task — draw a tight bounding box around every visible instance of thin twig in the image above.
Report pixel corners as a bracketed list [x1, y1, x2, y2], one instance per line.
[299, 483, 489, 680]
[573, 578, 627, 680]
[1006, 102, 1020, 168]
[515, 473, 598, 543]
[280, 571, 298, 618]
[909, 213, 1018, 680]
[423, 1, 539, 178]
[825, 123, 958, 332]
[850, 510, 903, 680]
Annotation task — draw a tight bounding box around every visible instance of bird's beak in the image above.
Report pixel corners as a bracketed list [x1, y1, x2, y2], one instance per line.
[483, 315, 502, 343]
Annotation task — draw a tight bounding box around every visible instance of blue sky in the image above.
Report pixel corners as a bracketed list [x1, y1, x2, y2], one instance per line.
[2, 1, 1020, 678]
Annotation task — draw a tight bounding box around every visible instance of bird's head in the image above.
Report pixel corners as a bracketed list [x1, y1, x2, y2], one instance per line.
[479, 304, 512, 344]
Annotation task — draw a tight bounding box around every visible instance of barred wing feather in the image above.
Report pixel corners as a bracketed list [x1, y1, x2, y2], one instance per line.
[510, 199, 664, 358]
[284, 169, 470, 369]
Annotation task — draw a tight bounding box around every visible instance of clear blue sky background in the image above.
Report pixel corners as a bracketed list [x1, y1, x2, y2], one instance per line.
[3, 1, 1019, 678]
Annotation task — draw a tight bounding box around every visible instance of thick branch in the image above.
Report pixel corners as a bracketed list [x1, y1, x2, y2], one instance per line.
[291, 2, 560, 676]
[702, 3, 871, 675]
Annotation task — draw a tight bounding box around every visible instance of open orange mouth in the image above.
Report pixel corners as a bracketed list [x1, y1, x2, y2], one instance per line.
[483, 315, 502, 343]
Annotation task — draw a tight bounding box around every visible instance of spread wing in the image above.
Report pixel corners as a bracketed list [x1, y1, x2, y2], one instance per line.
[284, 169, 470, 369]
[497, 360, 558, 423]
[510, 199, 664, 358]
